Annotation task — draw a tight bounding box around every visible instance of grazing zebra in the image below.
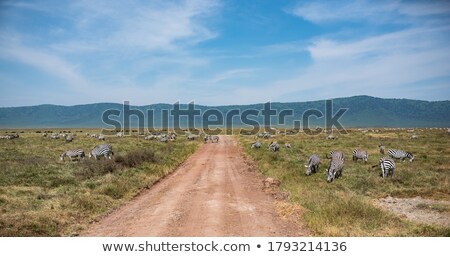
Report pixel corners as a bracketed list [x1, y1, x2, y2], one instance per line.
[98, 134, 105, 140]
[326, 150, 345, 161]
[116, 132, 124, 137]
[160, 136, 168, 143]
[379, 143, 385, 154]
[186, 134, 197, 140]
[251, 141, 261, 149]
[144, 135, 155, 140]
[210, 135, 219, 143]
[89, 144, 113, 160]
[305, 154, 320, 176]
[60, 149, 85, 161]
[410, 134, 419, 139]
[268, 141, 280, 152]
[372, 157, 395, 178]
[285, 143, 291, 148]
[326, 134, 336, 140]
[65, 135, 73, 143]
[168, 133, 177, 141]
[326, 159, 344, 183]
[352, 149, 368, 163]
[50, 133, 60, 139]
[388, 149, 414, 162]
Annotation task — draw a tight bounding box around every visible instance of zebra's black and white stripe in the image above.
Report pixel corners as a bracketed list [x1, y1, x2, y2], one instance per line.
[388, 149, 414, 162]
[268, 141, 280, 152]
[377, 157, 395, 178]
[251, 141, 261, 149]
[210, 135, 219, 143]
[352, 149, 368, 163]
[326, 158, 344, 183]
[60, 149, 85, 161]
[89, 144, 113, 160]
[305, 154, 320, 176]
[326, 150, 345, 161]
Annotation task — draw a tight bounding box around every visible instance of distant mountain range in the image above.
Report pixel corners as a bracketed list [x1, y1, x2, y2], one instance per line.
[0, 96, 449, 128]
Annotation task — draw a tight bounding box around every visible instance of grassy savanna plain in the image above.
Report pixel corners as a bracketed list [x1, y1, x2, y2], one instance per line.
[239, 128, 450, 236]
[0, 129, 200, 236]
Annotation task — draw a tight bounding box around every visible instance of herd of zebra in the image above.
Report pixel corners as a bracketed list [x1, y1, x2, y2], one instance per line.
[250, 140, 415, 182]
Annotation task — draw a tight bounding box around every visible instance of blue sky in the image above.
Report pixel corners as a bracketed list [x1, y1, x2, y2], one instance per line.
[1, 0, 450, 107]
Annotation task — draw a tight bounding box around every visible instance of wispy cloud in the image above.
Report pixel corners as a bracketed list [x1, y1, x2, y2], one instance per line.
[290, 0, 450, 24]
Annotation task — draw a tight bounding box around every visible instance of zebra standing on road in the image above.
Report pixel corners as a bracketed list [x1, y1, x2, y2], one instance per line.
[388, 149, 414, 162]
[210, 135, 219, 143]
[268, 141, 280, 152]
[89, 144, 113, 160]
[60, 149, 85, 161]
[352, 149, 368, 163]
[372, 157, 395, 178]
[305, 154, 320, 176]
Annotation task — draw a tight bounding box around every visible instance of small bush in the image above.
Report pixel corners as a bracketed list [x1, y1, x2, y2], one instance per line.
[115, 149, 157, 168]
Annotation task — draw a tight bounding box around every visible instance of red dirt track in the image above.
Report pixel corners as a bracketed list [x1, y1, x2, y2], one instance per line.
[82, 136, 306, 236]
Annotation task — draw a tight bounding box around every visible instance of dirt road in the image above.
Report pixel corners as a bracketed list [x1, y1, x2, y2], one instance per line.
[82, 136, 306, 236]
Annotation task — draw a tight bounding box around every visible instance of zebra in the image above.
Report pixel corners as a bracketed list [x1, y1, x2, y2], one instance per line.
[210, 135, 219, 143]
[116, 132, 124, 137]
[98, 134, 105, 141]
[89, 144, 113, 160]
[203, 135, 209, 143]
[352, 149, 368, 163]
[268, 141, 280, 152]
[285, 143, 291, 148]
[379, 143, 385, 154]
[305, 154, 320, 176]
[372, 157, 395, 178]
[326, 150, 345, 161]
[60, 149, 85, 161]
[144, 135, 155, 140]
[410, 134, 419, 140]
[326, 134, 336, 140]
[388, 149, 414, 162]
[326, 158, 344, 183]
[186, 134, 198, 140]
[251, 141, 261, 149]
[65, 135, 73, 143]
[160, 136, 168, 143]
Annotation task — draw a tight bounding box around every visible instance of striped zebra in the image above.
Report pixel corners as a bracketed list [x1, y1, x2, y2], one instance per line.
[89, 144, 113, 160]
[305, 154, 320, 176]
[352, 149, 368, 163]
[326, 150, 345, 161]
[251, 141, 261, 149]
[268, 141, 280, 152]
[60, 149, 85, 161]
[210, 135, 219, 143]
[388, 149, 414, 162]
[372, 157, 395, 178]
[326, 158, 344, 183]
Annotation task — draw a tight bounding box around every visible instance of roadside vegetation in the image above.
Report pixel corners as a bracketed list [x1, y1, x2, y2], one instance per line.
[239, 128, 450, 236]
[0, 129, 199, 236]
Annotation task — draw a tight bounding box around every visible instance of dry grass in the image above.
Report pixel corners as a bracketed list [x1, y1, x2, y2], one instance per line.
[239, 128, 450, 236]
[0, 129, 200, 236]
